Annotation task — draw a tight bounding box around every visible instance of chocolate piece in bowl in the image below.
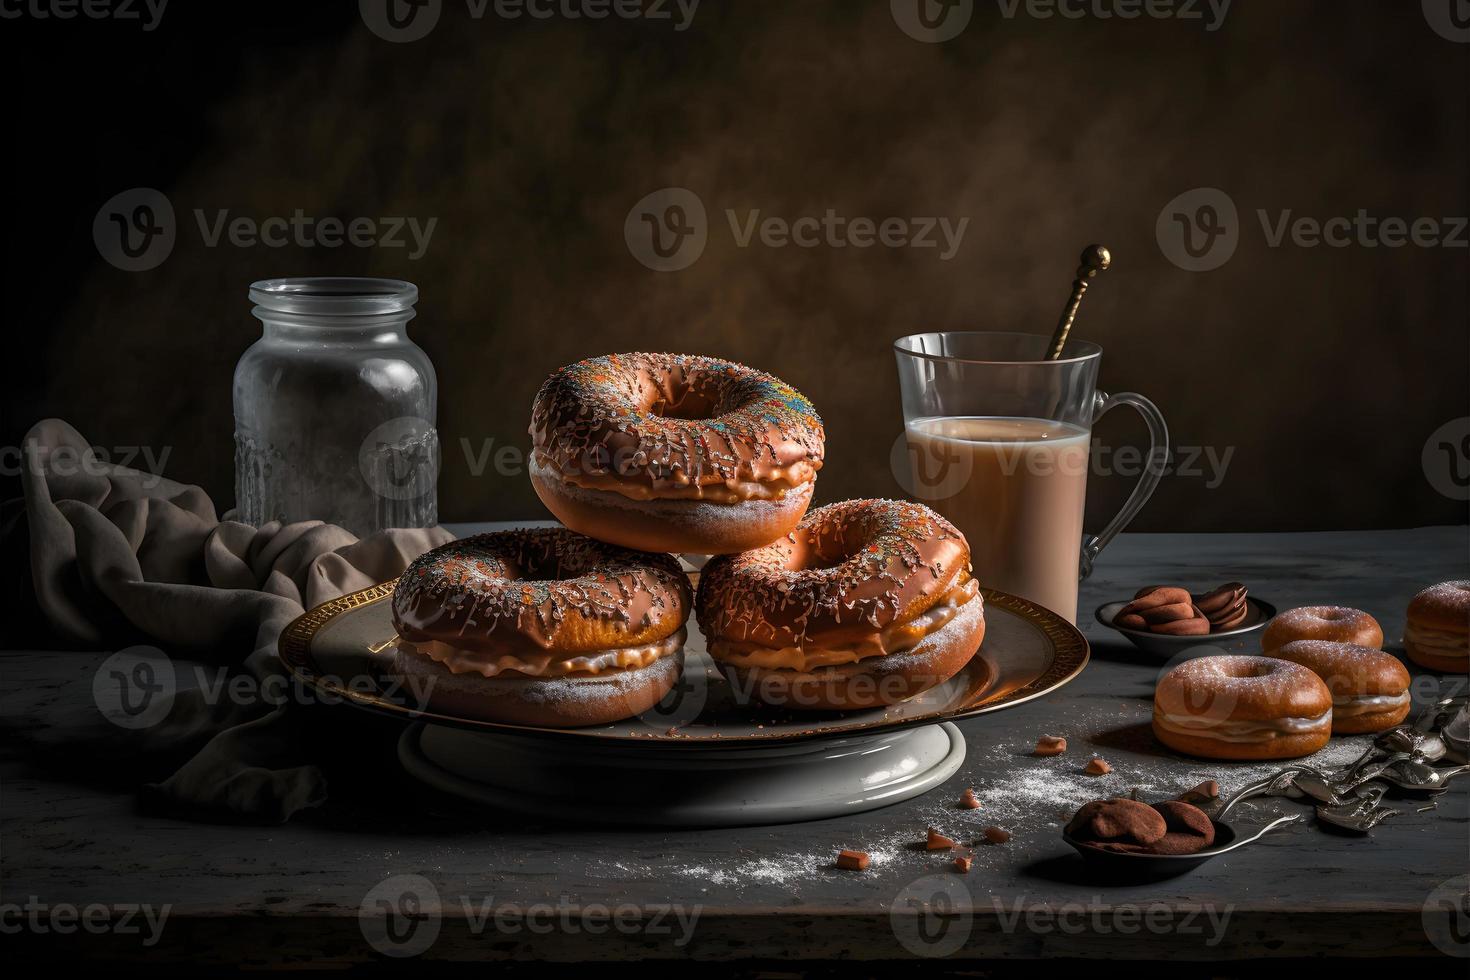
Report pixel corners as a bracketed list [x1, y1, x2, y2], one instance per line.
[1148, 800, 1216, 855]
[1064, 798, 1167, 852]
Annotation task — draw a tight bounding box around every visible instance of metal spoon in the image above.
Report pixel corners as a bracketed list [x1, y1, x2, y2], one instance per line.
[1317, 784, 1397, 833]
[1372, 759, 1470, 792]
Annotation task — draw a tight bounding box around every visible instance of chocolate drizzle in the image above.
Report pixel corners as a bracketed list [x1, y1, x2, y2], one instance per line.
[696, 499, 970, 648]
[392, 528, 690, 655]
[529, 353, 824, 492]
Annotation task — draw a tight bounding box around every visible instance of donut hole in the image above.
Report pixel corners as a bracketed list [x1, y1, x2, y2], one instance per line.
[643, 378, 722, 421]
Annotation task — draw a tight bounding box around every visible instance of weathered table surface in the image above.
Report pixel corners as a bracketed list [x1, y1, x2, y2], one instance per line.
[3, 525, 1467, 966]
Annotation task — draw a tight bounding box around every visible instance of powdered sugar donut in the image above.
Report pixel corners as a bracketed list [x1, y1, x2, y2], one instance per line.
[1404, 581, 1470, 672]
[529, 353, 824, 554]
[1270, 640, 1411, 734]
[1153, 655, 1332, 760]
[696, 499, 984, 710]
[391, 528, 691, 727]
[1261, 605, 1383, 652]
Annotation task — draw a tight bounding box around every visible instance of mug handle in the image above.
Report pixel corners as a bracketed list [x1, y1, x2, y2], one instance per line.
[1079, 390, 1168, 580]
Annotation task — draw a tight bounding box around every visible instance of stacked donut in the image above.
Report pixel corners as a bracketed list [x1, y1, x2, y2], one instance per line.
[390, 352, 986, 726]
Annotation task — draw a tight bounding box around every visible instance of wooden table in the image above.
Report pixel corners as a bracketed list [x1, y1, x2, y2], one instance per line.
[3, 526, 1466, 967]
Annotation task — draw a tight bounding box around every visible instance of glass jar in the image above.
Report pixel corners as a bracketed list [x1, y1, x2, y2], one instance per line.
[233, 277, 439, 536]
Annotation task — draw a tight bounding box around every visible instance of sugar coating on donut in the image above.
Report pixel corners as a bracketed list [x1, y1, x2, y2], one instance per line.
[1156, 654, 1331, 720]
[530, 352, 824, 486]
[1270, 606, 1368, 628]
[393, 528, 689, 649]
[698, 498, 969, 646]
[1271, 640, 1409, 696]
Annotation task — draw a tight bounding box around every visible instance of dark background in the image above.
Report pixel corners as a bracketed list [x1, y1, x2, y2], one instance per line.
[4, 0, 1467, 531]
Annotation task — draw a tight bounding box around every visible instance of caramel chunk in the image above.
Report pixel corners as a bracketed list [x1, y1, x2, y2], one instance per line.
[953, 854, 973, 873]
[981, 826, 1010, 844]
[835, 849, 870, 871]
[959, 788, 981, 809]
[1034, 735, 1067, 756]
[1084, 757, 1112, 776]
[926, 827, 956, 850]
[1176, 779, 1220, 805]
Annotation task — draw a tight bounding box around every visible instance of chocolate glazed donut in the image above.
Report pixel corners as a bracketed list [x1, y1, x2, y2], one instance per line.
[696, 499, 986, 710]
[390, 528, 691, 728]
[529, 353, 825, 555]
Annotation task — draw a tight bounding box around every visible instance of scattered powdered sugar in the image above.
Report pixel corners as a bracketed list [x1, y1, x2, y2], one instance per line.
[671, 847, 904, 888]
[615, 736, 1378, 892]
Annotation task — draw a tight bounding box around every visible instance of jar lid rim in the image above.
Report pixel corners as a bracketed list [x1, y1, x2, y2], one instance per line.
[249, 277, 418, 315]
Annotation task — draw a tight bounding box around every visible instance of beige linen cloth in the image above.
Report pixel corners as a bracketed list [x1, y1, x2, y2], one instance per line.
[4, 419, 453, 821]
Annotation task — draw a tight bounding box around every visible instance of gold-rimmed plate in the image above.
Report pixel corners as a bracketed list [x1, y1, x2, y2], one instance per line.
[279, 579, 1088, 746]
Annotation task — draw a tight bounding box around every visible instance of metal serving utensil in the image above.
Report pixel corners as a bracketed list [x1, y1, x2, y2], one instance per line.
[1316, 784, 1397, 833]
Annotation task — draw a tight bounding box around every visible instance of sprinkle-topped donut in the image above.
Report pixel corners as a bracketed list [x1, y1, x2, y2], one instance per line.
[529, 353, 825, 554]
[393, 528, 690, 654]
[698, 498, 969, 647]
[695, 499, 984, 710]
[389, 529, 693, 728]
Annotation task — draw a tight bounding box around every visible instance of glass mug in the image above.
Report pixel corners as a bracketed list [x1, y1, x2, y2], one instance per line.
[893, 332, 1167, 624]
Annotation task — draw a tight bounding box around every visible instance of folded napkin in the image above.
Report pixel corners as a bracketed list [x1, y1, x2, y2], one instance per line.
[6, 419, 453, 822]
